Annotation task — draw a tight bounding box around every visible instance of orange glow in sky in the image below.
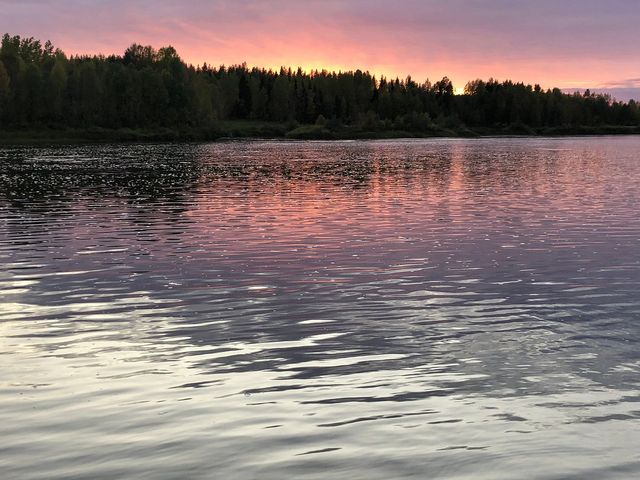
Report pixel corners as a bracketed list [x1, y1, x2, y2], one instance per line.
[3, 0, 639, 98]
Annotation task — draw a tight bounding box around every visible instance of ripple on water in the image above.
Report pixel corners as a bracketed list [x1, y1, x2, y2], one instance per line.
[1, 138, 640, 479]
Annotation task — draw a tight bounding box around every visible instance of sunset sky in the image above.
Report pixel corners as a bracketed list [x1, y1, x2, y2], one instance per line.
[2, 0, 639, 99]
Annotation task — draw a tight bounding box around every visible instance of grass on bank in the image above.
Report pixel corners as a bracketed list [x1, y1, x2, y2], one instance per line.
[1, 121, 639, 145]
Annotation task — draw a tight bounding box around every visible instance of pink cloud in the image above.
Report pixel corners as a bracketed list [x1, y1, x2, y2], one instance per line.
[1, 0, 638, 91]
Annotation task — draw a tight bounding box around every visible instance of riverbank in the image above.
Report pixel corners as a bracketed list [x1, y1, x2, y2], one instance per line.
[1, 121, 639, 144]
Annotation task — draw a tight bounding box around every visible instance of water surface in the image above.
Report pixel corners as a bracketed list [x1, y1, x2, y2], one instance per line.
[1, 138, 640, 479]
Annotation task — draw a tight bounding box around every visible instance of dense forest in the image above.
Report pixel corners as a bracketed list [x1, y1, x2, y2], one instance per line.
[1, 34, 639, 141]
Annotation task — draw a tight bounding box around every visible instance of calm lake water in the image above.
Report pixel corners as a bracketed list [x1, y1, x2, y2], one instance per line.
[1, 138, 640, 479]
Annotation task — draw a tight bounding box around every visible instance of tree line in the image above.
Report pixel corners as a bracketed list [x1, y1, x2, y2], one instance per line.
[1, 34, 639, 135]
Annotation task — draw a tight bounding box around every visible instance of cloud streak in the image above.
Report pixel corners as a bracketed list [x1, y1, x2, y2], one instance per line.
[1, 0, 639, 93]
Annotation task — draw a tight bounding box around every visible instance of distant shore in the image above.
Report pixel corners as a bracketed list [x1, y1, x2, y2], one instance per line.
[1, 121, 639, 145]
[2, 34, 639, 147]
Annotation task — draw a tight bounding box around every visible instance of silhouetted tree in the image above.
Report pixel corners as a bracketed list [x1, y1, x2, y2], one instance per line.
[0, 33, 637, 134]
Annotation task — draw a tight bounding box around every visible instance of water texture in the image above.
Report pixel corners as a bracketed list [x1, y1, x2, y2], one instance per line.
[1, 138, 639, 479]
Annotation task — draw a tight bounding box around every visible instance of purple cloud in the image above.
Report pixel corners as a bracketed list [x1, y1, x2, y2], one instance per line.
[1, 0, 638, 92]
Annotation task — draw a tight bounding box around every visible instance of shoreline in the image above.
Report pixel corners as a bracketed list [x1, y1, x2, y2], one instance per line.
[1, 122, 639, 145]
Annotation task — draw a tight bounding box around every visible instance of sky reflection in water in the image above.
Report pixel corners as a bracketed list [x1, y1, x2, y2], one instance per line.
[1, 138, 640, 479]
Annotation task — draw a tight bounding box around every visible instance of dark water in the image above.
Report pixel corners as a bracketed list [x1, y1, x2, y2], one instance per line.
[1, 138, 639, 479]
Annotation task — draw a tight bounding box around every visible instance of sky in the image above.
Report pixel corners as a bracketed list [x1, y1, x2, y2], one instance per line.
[2, 0, 639, 100]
